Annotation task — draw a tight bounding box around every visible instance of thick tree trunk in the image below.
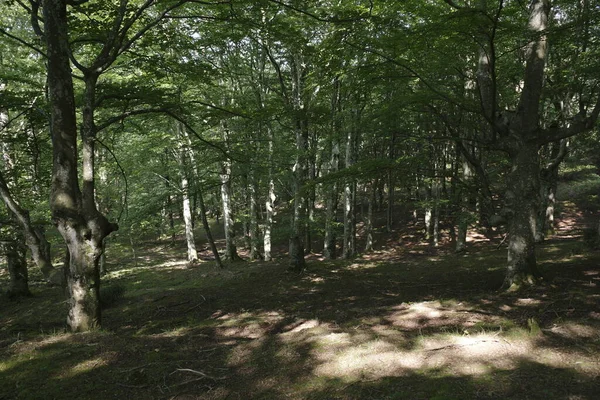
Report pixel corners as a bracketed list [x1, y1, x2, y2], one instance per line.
[44, 0, 117, 331]
[288, 54, 308, 271]
[503, 143, 542, 290]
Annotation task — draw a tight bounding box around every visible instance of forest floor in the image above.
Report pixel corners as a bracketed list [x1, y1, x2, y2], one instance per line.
[1, 176, 600, 399]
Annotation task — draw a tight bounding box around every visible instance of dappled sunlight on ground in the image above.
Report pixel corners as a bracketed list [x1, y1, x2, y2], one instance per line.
[2, 208, 600, 399]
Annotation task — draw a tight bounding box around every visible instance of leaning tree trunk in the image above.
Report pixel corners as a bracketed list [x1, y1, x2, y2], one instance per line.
[44, 0, 117, 331]
[0, 172, 63, 285]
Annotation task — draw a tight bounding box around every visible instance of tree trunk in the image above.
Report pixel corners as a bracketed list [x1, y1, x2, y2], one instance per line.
[342, 136, 355, 259]
[536, 140, 565, 242]
[181, 173, 198, 263]
[197, 187, 223, 268]
[0, 172, 63, 285]
[386, 131, 396, 233]
[44, 0, 117, 331]
[1, 240, 30, 298]
[248, 169, 262, 260]
[456, 160, 473, 253]
[364, 180, 376, 252]
[264, 127, 276, 261]
[220, 160, 239, 261]
[503, 143, 542, 290]
[324, 79, 341, 260]
[433, 183, 440, 247]
[288, 54, 308, 271]
[177, 125, 198, 264]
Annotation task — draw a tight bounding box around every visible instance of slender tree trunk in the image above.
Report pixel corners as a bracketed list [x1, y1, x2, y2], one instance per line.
[536, 140, 565, 242]
[181, 173, 198, 263]
[249, 169, 262, 260]
[220, 160, 239, 261]
[323, 141, 340, 260]
[44, 0, 117, 331]
[433, 182, 440, 247]
[288, 54, 308, 271]
[364, 179, 376, 252]
[197, 187, 223, 268]
[264, 127, 276, 261]
[1, 240, 30, 298]
[342, 127, 355, 259]
[0, 172, 63, 285]
[456, 160, 472, 253]
[177, 124, 199, 264]
[324, 78, 341, 260]
[386, 131, 396, 233]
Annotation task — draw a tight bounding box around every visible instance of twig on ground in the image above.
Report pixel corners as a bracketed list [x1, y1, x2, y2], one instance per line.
[171, 368, 226, 381]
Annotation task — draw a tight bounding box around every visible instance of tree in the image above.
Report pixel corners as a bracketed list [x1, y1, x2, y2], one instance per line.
[42, 0, 118, 331]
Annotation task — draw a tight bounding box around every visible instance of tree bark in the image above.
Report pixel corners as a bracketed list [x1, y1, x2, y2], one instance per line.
[198, 187, 223, 268]
[264, 126, 276, 261]
[248, 169, 262, 260]
[503, 143, 542, 289]
[44, 0, 117, 331]
[324, 78, 341, 260]
[220, 160, 239, 261]
[180, 166, 198, 264]
[1, 240, 30, 298]
[364, 179, 376, 252]
[0, 172, 63, 285]
[288, 54, 308, 271]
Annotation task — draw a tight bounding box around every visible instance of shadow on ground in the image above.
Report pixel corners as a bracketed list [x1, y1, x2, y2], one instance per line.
[1, 235, 599, 399]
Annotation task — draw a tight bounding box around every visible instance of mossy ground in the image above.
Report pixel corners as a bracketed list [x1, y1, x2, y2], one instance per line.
[1, 193, 600, 399]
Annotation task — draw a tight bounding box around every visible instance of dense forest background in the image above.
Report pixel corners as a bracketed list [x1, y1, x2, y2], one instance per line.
[1, 1, 600, 399]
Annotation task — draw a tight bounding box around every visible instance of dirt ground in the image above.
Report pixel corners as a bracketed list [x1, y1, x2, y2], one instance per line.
[1, 203, 599, 399]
